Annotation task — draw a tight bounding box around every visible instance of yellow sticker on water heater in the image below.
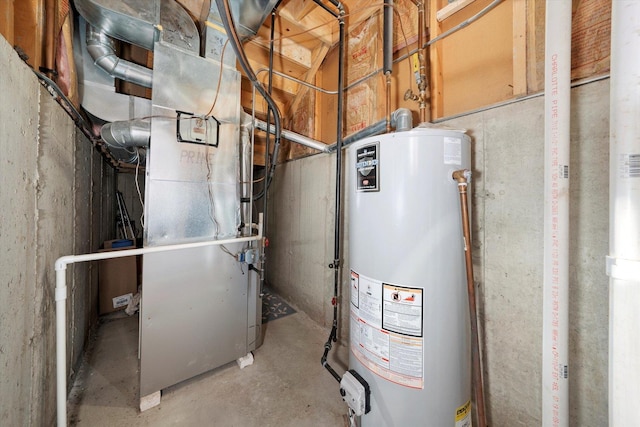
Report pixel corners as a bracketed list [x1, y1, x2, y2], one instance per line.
[455, 400, 472, 427]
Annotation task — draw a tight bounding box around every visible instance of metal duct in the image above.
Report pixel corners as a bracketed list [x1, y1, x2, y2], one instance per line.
[86, 24, 154, 88]
[74, 0, 199, 53]
[101, 119, 151, 148]
[392, 108, 413, 132]
[208, 0, 282, 39]
[74, 0, 160, 50]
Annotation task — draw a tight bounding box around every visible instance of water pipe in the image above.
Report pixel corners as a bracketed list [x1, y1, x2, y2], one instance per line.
[607, 2, 640, 425]
[452, 169, 487, 427]
[542, 2, 571, 426]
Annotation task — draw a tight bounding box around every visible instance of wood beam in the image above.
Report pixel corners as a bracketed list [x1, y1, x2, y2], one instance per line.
[0, 0, 15, 46]
[428, 0, 444, 119]
[287, 42, 330, 117]
[512, 0, 527, 96]
[14, 0, 45, 70]
[242, 40, 310, 78]
[246, 37, 312, 69]
[274, 11, 337, 46]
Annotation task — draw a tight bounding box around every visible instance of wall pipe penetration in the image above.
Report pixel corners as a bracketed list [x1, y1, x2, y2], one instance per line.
[55, 215, 264, 427]
[452, 169, 487, 427]
[85, 24, 153, 88]
[542, 2, 571, 426]
[608, 2, 640, 425]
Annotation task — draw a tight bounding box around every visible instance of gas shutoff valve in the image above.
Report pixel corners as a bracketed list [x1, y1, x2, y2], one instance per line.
[340, 370, 371, 416]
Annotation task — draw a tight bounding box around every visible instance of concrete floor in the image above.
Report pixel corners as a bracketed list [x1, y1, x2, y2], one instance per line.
[68, 309, 349, 426]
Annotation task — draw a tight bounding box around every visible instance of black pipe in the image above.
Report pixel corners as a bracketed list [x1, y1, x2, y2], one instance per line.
[312, 0, 339, 17]
[258, 9, 278, 296]
[320, 1, 345, 384]
[383, 0, 393, 74]
[215, 0, 282, 199]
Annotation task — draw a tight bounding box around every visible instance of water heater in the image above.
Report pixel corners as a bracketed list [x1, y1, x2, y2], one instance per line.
[347, 127, 472, 426]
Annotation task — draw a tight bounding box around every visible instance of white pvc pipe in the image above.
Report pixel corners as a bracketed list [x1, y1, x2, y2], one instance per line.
[55, 215, 263, 426]
[542, 2, 571, 426]
[608, 4, 640, 426]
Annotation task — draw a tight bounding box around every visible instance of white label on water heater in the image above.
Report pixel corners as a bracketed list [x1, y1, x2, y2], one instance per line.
[350, 271, 424, 389]
[444, 137, 462, 165]
[356, 273, 383, 328]
[382, 284, 423, 337]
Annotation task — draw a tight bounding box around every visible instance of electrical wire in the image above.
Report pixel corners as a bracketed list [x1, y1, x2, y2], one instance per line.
[135, 149, 146, 230]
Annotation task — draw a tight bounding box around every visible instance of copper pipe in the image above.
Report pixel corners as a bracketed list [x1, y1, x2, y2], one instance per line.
[452, 169, 487, 427]
[417, 0, 427, 123]
[386, 72, 392, 132]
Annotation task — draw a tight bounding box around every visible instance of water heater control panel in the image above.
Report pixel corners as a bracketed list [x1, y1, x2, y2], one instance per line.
[340, 370, 371, 416]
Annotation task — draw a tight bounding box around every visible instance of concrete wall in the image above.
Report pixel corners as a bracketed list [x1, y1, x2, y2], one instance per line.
[266, 79, 609, 425]
[0, 35, 115, 425]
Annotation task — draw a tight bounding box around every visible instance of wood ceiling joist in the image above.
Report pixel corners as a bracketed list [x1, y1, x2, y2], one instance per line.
[272, 12, 338, 47]
[287, 42, 330, 117]
[241, 85, 290, 117]
[246, 37, 312, 69]
[242, 40, 311, 78]
[255, 21, 322, 51]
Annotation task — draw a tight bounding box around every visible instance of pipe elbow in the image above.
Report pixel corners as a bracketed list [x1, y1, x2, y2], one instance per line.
[86, 24, 153, 88]
[392, 108, 414, 132]
[101, 120, 151, 149]
[452, 169, 472, 184]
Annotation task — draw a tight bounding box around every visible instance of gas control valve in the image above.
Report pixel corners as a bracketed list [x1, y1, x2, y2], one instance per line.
[340, 370, 371, 416]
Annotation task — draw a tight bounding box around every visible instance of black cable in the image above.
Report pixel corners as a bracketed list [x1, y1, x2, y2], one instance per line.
[319, 1, 345, 384]
[214, 0, 282, 200]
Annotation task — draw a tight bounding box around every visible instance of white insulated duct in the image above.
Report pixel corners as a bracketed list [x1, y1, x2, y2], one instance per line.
[542, 2, 571, 426]
[608, 3, 640, 426]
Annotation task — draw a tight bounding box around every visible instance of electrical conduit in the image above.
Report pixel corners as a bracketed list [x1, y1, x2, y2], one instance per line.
[607, 3, 640, 425]
[542, 2, 571, 426]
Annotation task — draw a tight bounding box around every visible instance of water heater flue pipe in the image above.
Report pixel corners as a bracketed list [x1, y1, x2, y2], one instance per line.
[85, 24, 153, 88]
[452, 169, 487, 427]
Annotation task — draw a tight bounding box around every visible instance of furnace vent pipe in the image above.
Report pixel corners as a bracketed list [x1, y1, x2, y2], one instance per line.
[608, 2, 640, 425]
[101, 119, 151, 149]
[542, 2, 571, 426]
[85, 24, 153, 88]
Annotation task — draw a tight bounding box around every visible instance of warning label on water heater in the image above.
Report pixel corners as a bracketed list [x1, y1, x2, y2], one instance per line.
[350, 270, 424, 389]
